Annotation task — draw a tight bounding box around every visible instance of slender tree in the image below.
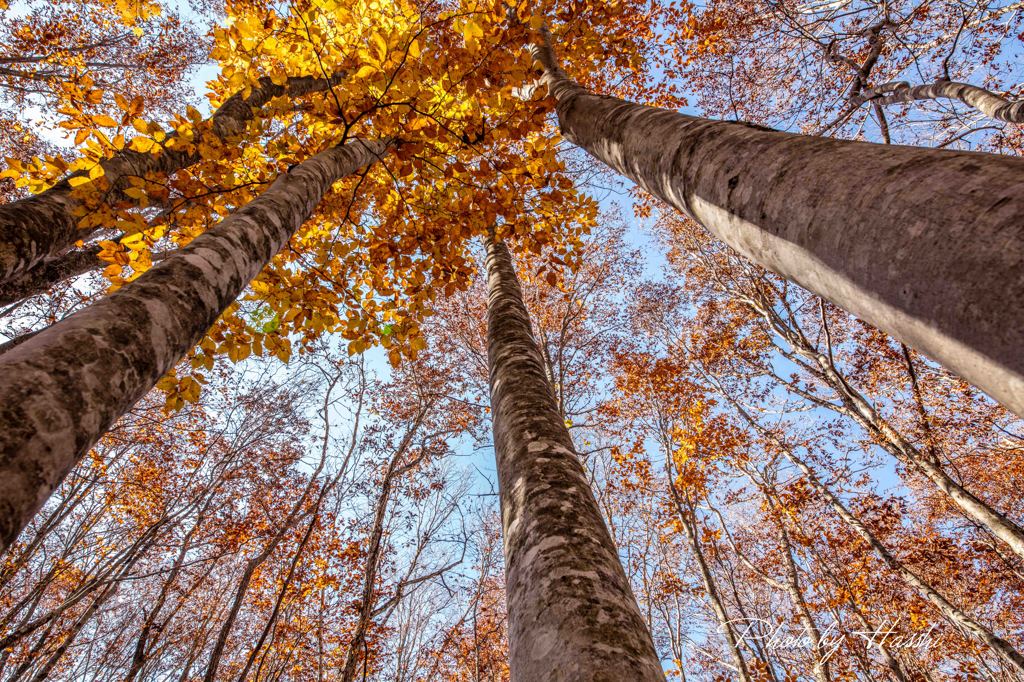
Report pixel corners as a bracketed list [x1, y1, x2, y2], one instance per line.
[483, 233, 664, 681]
[851, 80, 1024, 123]
[720, 384, 1024, 676]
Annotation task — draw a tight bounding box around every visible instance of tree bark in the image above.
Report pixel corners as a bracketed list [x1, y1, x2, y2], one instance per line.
[0, 245, 102, 306]
[0, 138, 386, 553]
[484, 234, 664, 682]
[530, 32, 1024, 418]
[854, 80, 1024, 123]
[0, 73, 345, 286]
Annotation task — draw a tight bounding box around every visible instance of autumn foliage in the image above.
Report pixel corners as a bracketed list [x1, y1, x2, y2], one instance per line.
[1, 0, 1023, 678]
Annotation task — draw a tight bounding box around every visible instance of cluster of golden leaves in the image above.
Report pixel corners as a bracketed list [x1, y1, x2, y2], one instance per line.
[5, 0, 685, 407]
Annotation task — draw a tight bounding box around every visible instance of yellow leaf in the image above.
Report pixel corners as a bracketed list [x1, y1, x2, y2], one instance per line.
[369, 32, 387, 63]
[93, 114, 119, 127]
[355, 64, 376, 79]
[69, 175, 91, 187]
[274, 343, 290, 362]
[130, 137, 157, 153]
[464, 19, 484, 40]
[347, 339, 366, 356]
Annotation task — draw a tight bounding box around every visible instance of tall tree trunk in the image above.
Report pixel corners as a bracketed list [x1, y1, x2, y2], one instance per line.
[483, 235, 664, 681]
[0, 245, 102, 306]
[529, 31, 1024, 418]
[0, 74, 344, 287]
[0, 138, 386, 553]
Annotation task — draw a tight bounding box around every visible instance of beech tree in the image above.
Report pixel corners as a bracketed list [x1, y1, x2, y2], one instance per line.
[676, 0, 1024, 148]
[2, 0, 1024, 678]
[529, 27, 1024, 418]
[0, 344, 478, 678]
[604, 213, 1024, 677]
[483, 232, 663, 680]
[0, 139, 386, 550]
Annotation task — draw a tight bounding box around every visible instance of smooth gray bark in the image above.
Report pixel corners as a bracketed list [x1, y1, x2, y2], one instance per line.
[854, 79, 1024, 123]
[0, 73, 345, 286]
[484, 235, 665, 682]
[0, 139, 385, 552]
[530, 33, 1024, 418]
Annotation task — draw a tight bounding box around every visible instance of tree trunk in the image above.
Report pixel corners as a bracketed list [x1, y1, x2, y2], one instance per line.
[664, 462, 753, 682]
[784, 439, 1024, 675]
[484, 235, 664, 681]
[773, 514, 832, 682]
[747, 288, 1024, 561]
[339, 425, 421, 682]
[0, 246, 102, 306]
[0, 74, 345, 286]
[530, 32, 1024, 418]
[0, 138, 386, 553]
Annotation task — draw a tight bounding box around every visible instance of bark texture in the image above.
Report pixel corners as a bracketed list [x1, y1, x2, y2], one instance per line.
[0, 73, 345, 286]
[531, 35, 1024, 418]
[0, 139, 385, 553]
[484, 235, 664, 682]
[0, 245, 102, 306]
[855, 79, 1024, 123]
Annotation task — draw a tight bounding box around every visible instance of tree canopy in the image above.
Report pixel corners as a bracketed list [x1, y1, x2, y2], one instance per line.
[1, 0, 1023, 679]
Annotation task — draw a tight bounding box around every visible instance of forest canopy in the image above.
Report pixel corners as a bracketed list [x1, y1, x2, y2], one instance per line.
[0, 0, 1023, 679]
